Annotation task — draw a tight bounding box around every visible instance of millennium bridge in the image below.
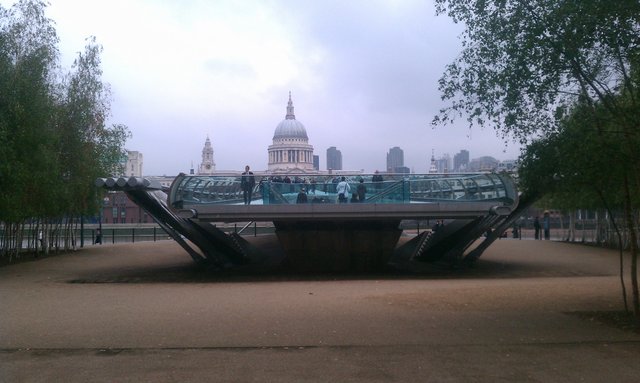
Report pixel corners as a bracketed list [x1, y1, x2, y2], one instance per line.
[96, 172, 525, 272]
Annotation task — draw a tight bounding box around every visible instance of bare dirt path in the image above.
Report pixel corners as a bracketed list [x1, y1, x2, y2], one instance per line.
[1, 239, 638, 382]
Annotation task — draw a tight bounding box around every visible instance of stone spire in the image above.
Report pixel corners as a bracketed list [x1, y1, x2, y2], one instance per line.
[285, 91, 295, 120]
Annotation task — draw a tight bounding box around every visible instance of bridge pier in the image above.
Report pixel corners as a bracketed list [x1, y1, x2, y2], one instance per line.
[274, 220, 402, 272]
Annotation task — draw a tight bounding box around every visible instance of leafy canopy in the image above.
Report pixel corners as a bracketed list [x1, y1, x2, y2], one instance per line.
[433, 0, 640, 143]
[0, 0, 130, 221]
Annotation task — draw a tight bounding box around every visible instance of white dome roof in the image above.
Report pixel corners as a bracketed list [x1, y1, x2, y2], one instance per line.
[273, 92, 308, 140]
[274, 119, 308, 140]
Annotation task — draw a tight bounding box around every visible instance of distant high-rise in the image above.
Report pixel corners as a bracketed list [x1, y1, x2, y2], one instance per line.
[453, 150, 469, 172]
[435, 153, 451, 173]
[386, 146, 404, 172]
[313, 155, 320, 171]
[326, 146, 342, 170]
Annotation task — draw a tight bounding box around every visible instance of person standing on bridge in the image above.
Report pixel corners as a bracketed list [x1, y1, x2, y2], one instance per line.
[357, 178, 366, 202]
[241, 165, 255, 205]
[296, 187, 308, 204]
[309, 177, 316, 194]
[336, 177, 350, 203]
[372, 170, 383, 190]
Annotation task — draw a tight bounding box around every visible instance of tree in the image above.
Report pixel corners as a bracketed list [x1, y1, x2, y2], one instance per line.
[0, 0, 129, 258]
[433, 0, 640, 322]
[0, 0, 59, 222]
[518, 100, 630, 210]
[519, 99, 636, 313]
[55, 37, 130, 218]
[433, 0, 640, 139]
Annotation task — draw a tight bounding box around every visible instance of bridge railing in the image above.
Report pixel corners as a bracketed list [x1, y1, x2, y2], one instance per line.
[168, 172, 517, 208]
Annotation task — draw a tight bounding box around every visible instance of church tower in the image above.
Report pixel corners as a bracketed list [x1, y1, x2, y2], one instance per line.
[428, 149, 438, 174]
[198, 136, 216, 175]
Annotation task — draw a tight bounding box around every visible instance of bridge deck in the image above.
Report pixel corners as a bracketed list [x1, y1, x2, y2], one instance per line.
[178, 201, 510, 222]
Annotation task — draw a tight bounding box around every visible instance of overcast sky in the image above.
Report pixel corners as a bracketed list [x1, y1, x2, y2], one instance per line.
[10, 0, 522, 175]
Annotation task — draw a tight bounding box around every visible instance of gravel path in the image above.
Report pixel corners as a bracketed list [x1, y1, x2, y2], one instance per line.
[1, 238, 638, 382]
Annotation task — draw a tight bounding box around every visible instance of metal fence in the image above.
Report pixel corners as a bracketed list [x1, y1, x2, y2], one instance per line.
[87, 225, 170, 245]
[86, 222, 277, 246]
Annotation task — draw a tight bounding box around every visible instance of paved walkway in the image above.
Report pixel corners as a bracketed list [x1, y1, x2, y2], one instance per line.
[1, 238, 639, 382]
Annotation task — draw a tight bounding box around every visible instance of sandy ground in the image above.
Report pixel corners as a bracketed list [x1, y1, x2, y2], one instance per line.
[1, 237, 639, 382]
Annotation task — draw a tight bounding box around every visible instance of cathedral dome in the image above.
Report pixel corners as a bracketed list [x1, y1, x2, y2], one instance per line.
[268, 92, 315, 173]
[273, 92, 308, 140]
[274, 119, 308, 140]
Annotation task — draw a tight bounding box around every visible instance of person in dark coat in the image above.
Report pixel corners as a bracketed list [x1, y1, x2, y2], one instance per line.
[241, 165, 255, 205]
[534, 216, 541, 240]
[543, 211, 551, 240]
[372, 170, 383, 190]
[296, 187, 308, 204]
[357, 179, 366, 202]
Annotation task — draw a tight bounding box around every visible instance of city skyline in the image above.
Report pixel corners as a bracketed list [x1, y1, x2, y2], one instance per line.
[187, 136, 515, 176]
[15, 1, 524, 175]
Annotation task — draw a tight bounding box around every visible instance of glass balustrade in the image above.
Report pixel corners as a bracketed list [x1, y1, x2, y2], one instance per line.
[168, 173, 517, 208]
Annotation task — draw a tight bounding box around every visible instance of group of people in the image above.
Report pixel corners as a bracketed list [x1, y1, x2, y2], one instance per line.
[268, 175, 317, 194]
[241, 166, 377, 205]
[335, 177, 367, 203]
[294, 176, 367, 204]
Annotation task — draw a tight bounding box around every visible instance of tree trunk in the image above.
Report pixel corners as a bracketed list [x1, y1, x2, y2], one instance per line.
[596, 190, 629, 313]
[580, 210, 586, 243]
[568, 211, 576, 242]
[622, 176, 639, 322]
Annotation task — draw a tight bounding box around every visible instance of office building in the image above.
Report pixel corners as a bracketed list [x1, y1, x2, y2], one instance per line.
[326, 146, 342, 170]
[453, 150, 469, 172]
[386, 146, 404, 172]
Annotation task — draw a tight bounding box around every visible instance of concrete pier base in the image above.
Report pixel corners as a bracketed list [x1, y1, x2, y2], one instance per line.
[274, 220, 402, 272]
